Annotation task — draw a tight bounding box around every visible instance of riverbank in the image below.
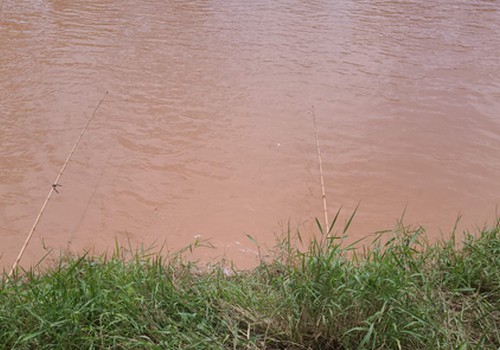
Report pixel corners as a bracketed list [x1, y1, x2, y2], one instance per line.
[1, 220, 499, 349]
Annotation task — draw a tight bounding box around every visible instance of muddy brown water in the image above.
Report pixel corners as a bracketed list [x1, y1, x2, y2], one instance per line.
[1, 0, 499, 270]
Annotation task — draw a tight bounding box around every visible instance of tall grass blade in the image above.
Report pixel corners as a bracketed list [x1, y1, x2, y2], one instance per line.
[343, 203, 359, 235]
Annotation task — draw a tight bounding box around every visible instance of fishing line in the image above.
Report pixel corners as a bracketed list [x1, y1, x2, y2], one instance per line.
[9, 91, 108, 277]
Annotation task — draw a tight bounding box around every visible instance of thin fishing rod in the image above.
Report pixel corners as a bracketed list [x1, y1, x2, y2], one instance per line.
[312, 106, 330, 241]
[8, 91, 108, 277]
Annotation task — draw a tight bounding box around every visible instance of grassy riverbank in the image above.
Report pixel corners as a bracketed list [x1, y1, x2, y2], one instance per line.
[1, 219, 499, 349]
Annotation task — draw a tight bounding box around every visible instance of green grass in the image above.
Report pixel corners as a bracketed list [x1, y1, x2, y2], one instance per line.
[1, 218, 499, 349]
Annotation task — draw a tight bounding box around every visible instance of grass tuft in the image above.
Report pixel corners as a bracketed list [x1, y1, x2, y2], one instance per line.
[1, 218, 499, 349]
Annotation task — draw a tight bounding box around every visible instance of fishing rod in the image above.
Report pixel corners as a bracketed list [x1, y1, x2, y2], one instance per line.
[311, 106, 330, 243]
[8, 91, 108, 277]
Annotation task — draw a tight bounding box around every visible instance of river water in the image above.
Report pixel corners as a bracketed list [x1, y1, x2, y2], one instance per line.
[1, 0, 499, 270]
